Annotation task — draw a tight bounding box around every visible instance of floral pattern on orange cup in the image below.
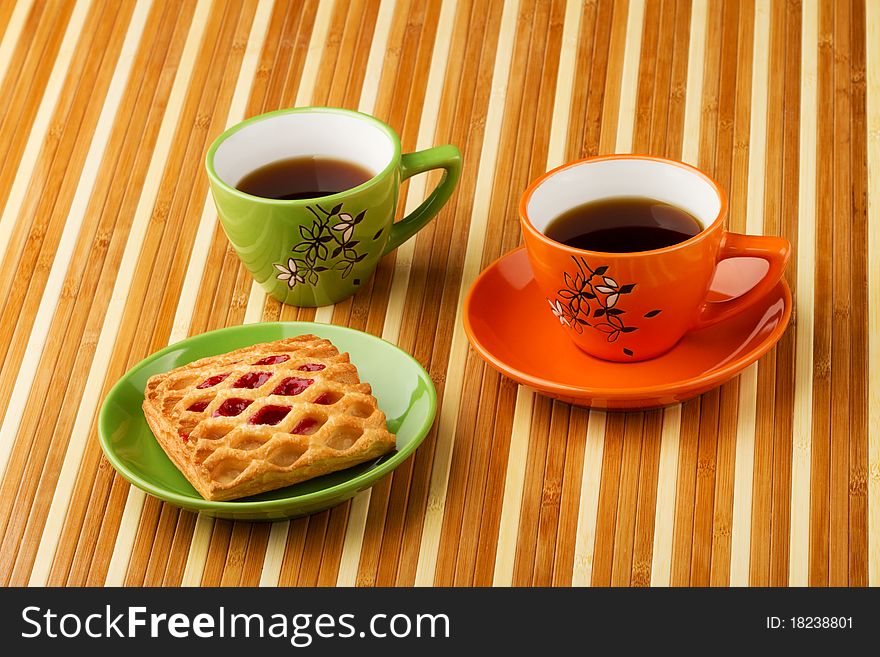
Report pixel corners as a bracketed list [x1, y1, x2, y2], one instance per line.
[547, 255, 663, 357]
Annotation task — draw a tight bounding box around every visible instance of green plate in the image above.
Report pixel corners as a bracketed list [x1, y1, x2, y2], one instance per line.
[98, 322, 437, 521]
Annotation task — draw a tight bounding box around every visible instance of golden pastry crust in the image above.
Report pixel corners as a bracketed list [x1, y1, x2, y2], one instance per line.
[142, 335, 396, 501]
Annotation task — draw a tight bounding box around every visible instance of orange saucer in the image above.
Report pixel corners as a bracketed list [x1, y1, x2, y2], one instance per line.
[463, 248, 792, 410]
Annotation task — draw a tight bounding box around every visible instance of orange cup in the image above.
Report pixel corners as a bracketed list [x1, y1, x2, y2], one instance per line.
[520, 155, 790, 362]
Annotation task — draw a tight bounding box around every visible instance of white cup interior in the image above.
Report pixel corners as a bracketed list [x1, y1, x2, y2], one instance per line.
[212, 111, 396, 188]
[526, 158, 722, 232]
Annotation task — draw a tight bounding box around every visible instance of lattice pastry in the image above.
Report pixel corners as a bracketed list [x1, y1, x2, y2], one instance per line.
[142, 335, 396, 501]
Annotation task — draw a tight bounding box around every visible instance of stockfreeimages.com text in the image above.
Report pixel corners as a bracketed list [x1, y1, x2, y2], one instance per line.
[21, 605, 450, 646]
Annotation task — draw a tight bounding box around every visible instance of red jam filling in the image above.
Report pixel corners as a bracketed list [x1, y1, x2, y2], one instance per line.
[187, 400, 210, 413]
[252, 354, 290, 365]
[196, 372, 230, 389]
[212, 398, 252, 417]
[271, 376, 313, 396]
[313, 393, 333, 405]
[249, 405, 292, 426]
[179, 431, 189, 442]
[233, 371, 272, 389]
[297, 363, 326, 372]
[291, 418, 319, 435]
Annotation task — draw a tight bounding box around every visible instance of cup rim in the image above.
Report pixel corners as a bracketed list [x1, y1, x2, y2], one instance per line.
[519, 154, 728, 258]
[204, 106, 402, 206]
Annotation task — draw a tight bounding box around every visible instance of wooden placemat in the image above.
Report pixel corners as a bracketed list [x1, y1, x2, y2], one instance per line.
[0, 0, 876, 586]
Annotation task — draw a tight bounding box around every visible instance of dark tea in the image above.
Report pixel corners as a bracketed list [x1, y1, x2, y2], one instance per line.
[544, 196, 703, 253]
[235, 156, 373, 200]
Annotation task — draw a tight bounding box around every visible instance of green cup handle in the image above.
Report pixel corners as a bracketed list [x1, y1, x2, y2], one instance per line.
[383, 144, 462, 255]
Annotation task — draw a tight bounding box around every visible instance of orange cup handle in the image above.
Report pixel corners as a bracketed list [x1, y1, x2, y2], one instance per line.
[694, 232, 791, 330]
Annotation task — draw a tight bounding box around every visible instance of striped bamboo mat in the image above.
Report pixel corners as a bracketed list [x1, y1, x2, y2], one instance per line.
[0, 0, 877, 587]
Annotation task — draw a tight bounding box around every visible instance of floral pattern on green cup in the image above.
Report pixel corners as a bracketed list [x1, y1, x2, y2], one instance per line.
[273, 201, 371, 288]
[206, 107, 461, 307]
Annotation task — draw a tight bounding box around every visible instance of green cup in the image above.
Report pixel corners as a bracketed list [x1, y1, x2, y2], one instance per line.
[205, 107, 461, 306]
